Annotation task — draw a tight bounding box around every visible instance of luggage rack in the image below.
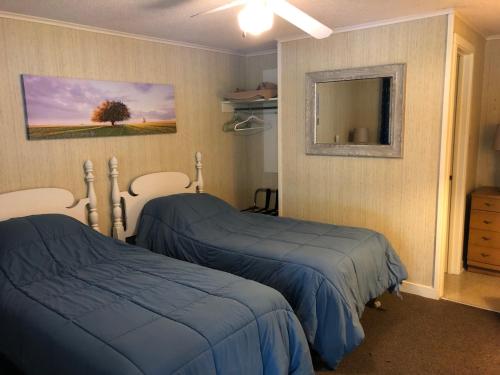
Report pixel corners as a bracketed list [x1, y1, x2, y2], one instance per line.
[242, 188, 278, 216]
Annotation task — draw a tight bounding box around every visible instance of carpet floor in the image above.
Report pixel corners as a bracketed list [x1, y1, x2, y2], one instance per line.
[1, 293, 498, 374]
[315, 292, 500, 374]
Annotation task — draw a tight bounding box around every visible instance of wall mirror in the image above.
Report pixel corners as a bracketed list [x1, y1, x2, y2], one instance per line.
[305, 64, 405, 157]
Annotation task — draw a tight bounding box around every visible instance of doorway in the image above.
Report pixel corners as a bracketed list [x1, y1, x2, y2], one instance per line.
[441, 35, 500, 312]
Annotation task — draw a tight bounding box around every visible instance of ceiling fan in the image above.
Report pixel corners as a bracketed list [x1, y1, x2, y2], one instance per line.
[191, 0, 333, 39]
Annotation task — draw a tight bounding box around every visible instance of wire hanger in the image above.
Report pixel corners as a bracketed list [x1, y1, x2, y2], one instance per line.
[234, 112, 265, 131]
[222, 111, 269, 134]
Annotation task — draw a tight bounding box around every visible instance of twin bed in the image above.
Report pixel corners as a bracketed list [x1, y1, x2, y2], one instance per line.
[0, 152, 407, 374]
[0, 160, 312, 375]
[111, 153, 407, 369]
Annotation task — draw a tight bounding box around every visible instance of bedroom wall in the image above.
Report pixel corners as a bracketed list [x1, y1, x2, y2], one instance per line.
[0, 16, 246, 233]
[453, 17, 486, 193]
[279, 16, 448, 287]
[241, 53, 277, 89]
[477, 39, 500, 187]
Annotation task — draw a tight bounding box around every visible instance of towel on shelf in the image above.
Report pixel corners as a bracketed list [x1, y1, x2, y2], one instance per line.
[224, 82, 277, 101]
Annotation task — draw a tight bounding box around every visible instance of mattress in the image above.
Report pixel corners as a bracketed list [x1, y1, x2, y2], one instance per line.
[0, 214, 313, 375]
[136, 193, 408, 368]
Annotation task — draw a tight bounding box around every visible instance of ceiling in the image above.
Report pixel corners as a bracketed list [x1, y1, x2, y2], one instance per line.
[0, 0, 498, 54]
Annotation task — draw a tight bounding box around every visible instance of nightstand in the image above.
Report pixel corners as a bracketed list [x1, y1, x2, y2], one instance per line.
[467, 187, 500, 274]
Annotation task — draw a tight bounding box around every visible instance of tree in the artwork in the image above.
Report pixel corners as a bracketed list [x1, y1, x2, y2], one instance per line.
[91, 100, 131, 126]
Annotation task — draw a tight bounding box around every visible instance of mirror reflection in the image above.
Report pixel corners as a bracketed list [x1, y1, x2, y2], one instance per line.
[316, 77, 391, 145]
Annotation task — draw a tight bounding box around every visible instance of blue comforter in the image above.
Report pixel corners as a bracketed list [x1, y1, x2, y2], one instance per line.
[136, 193, 408, 368]
[0, 214, 313, 375]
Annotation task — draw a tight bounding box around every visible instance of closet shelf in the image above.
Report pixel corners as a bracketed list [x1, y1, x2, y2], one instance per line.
[221, 97, 278, 113]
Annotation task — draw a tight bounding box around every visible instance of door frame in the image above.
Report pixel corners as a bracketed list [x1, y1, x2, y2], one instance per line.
[434, 30, 475, 296]
[447, 37, 475, 274]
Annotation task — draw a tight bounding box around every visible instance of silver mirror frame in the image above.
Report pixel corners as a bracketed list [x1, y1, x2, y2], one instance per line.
[305, 64, 406, 158]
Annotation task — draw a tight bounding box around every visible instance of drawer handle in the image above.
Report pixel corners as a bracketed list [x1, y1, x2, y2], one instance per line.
[481, 236, 491, 241]
[484, 202, 492, 207]
[483, 220, 492, 224]
[480, 253, 490, 258]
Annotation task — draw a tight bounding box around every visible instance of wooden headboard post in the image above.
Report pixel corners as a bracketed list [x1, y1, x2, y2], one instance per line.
[110, 151, 203, 241]
[195, 151, 204, 193]
[84, 160, 99, 231]
[109, 156, 124, 240]
[0, 160, 99, 230]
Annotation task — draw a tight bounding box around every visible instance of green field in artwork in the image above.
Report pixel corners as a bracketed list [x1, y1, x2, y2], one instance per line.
[28, 121, 177, 140]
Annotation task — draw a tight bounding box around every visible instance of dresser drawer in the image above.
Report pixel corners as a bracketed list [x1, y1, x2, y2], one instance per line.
[470, 210, 500, 231]
[469, 229, 500, 248]
[468, 245, 500, 266]
[471, 196, 500, 213]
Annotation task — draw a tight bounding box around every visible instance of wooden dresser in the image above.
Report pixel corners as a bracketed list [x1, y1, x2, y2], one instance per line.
[467, 187, 500, 274]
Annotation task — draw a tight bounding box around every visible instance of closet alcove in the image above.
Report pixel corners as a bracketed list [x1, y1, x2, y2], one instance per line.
[221, 55, 278, 215]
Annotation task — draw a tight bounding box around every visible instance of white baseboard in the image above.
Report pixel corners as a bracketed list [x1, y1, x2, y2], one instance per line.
[400, 281, 439, 300]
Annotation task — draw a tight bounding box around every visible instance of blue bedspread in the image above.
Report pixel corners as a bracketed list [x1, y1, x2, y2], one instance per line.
[136, 193, 408, 368]
[0, 214, 313, 375]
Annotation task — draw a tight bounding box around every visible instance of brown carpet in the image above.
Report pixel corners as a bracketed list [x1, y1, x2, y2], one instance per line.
[314, 292, 500, 375]
[1, 293, 499, 374]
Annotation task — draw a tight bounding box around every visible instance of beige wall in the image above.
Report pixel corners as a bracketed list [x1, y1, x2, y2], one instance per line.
[0, 17, 247, 233]
[241, 53, 277, 89]
[477, 39, 500, 187]
[241, 53, 278, 208]
[280, 16, 448, 286]
[453, 17, 486, 193]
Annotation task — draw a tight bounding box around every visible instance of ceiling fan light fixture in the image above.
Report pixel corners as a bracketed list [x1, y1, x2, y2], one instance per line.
[238, 0, 274, 36]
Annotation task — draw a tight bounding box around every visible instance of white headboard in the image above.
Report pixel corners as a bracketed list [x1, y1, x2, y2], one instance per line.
[110, 152, 203, 241]
[0, 160, 100, 231]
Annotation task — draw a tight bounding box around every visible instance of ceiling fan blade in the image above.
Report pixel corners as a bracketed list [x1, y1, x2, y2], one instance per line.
[143, 0, 191, 10]
[191, 0, 246, 18]
[269, 0, 332, 39]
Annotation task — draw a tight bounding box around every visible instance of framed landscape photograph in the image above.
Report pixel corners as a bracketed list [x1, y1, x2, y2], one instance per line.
[21, 74, 176, 140]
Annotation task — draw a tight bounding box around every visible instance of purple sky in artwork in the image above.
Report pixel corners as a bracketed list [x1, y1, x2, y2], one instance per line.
[22, 75, 175, 126]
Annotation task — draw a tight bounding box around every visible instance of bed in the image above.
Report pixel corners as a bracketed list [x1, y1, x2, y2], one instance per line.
[0, 161, 313, 375]
[110, 153, 408, 369]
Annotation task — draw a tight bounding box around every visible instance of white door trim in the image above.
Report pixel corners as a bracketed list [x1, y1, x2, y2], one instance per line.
[433, 14, 455, 299]
[447, 35, 475, 275]
[277, 41, 284, 215]
[434, 17, 476, 297]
